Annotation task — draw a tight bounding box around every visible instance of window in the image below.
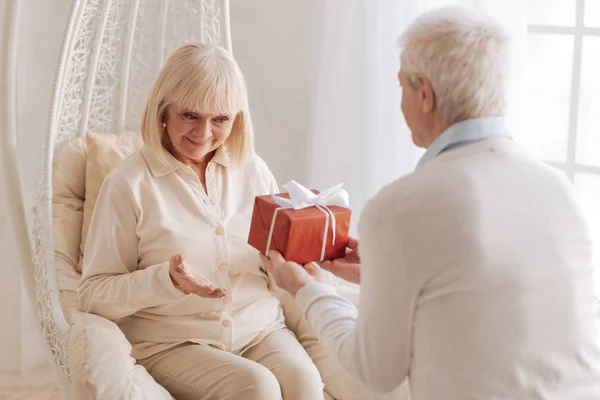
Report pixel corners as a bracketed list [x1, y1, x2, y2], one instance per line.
[523, 0, 600, 298]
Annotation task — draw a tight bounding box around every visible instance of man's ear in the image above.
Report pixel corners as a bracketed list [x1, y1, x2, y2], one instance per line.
[415, 74, 436, 114]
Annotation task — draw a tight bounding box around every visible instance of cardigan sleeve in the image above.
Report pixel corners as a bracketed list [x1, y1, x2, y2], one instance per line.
[78, 176, 186, 320]
[295, 205, 419, 393]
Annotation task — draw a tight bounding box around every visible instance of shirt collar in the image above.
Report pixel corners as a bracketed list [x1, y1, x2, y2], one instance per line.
[417, 117, 510, 168]
[211, 145, 232, 168]
[142, 144, 231, 178]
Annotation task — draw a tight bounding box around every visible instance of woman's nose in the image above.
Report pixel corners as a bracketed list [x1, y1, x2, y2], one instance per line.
[196, 120, 212, 140]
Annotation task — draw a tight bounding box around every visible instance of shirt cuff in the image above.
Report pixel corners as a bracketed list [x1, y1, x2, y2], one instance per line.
[295, 282, 339, 311]
[158, 261, 189, 300]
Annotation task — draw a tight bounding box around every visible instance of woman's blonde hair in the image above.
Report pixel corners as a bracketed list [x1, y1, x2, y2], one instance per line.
[141, 43, 254, 164]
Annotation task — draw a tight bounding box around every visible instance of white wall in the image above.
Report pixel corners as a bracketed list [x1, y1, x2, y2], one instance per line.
[230, 0, 323, 186]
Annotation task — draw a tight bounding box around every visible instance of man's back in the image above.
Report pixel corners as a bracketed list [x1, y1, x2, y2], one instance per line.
[368, 138, 600, 399]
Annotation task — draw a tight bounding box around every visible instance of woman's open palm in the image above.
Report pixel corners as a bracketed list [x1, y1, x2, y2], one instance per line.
[169, 254, 227, 298]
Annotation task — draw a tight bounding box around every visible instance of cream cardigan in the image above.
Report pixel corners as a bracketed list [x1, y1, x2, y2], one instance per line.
[78, 146, 285, 360]
[297, 138, 600, 399]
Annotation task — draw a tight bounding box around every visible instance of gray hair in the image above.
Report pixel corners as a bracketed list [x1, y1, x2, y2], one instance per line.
[398, 6, 509, 124]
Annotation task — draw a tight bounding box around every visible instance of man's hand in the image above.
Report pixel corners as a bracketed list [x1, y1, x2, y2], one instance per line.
[319, 237, 361, 284]
[169, 254, 227, 298]
[260, 251, 330, 296]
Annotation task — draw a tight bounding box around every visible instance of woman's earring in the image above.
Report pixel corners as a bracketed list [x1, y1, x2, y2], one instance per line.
[162, 122, 166, 130]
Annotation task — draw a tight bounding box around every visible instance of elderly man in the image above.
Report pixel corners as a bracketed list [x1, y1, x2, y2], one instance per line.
[261, 6, 600, 399]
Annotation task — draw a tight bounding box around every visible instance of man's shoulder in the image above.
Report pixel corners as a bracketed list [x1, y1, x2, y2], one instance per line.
[362, 170, 445, 220]
[363, 139, 563, 219]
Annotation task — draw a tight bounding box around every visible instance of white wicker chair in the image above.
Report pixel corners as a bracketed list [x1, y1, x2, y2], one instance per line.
[27, 0, 231, 397]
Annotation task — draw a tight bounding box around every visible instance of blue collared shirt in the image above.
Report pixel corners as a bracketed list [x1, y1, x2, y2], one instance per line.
[417, 117, 512, 168]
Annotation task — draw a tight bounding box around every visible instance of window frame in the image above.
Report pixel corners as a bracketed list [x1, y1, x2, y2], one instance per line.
[527, 0, 600, 308]
[527, 0, 600, 178]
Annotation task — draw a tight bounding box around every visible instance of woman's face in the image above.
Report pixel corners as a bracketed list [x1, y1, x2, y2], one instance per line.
[163, 106, 235, 164]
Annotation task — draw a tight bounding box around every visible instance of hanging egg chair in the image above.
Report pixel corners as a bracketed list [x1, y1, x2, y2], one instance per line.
[29, 0, 231, 398]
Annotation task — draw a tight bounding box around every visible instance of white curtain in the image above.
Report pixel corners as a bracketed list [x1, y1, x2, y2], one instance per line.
[306, 0, 529, 230]
[0, 0, 70, 385]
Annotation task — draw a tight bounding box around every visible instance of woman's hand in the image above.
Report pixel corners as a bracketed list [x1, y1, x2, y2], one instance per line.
[318, 237, 361, 284]
[260, 251, 330, 296]
[169, 254, 227, 298]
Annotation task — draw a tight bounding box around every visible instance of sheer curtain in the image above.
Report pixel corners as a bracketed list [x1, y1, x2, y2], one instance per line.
[306, 0, 529, 230]
[1, 0, 69, 394]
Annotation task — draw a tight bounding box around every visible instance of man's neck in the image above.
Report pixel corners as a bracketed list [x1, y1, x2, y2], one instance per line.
[422, 118, 451, 149]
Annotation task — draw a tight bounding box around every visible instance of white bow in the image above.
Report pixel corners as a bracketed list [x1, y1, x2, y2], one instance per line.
[272, 180, 350, 209]
[266, 181, 350, 261]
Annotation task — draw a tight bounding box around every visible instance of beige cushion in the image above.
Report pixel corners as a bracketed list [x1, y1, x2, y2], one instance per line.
[52, 133, 170, 399]
[68, 310, 173, 400]
[53, 137, 86, 279]
[52, 137, 87, 321]
[79, 131, 143, 268]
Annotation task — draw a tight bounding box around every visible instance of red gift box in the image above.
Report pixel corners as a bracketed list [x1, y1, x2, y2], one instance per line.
[248, 191, 351, 264]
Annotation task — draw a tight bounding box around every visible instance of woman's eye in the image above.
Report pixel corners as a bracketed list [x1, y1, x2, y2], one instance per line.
[213, 116, 229, 124]
[183, 113, 198, 121]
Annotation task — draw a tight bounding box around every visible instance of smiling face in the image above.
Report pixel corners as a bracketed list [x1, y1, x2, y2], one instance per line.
[142, 44, 254, 169]
[162, 106, 234, 165]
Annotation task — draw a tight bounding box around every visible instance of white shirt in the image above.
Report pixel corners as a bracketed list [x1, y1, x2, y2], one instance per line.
[78, 145, 285, 360]
[296, 131, 600, 399]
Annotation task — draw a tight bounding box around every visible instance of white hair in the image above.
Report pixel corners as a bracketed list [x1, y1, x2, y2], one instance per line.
[398, 6, 509, 124]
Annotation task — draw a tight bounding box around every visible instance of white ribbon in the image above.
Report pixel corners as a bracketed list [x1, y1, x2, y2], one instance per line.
[265, 180, 350, 261]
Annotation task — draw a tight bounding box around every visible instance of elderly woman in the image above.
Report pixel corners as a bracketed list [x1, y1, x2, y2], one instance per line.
[78, 44, 328, 400]
[263, 6, 600, 400]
